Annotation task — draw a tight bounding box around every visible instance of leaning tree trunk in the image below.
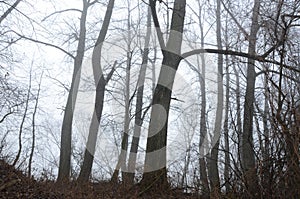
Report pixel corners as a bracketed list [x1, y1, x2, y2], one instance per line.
[57, 0, 88, 183]
[77, 0, 115, 183]
[140, 0, 186, 190]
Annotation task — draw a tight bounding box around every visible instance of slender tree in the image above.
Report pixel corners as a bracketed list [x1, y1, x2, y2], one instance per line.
[195, 1, 210, 196]
[241, 0, 260, 193]
[28, 73, 42, 177]
[57, 0, 90, 183]
[111, 0, 133, 182]
[207, 0, 223, 194]
[77, 0, 115, 182]
[127, 5, 152, 184]
[12, 70, 32, 167]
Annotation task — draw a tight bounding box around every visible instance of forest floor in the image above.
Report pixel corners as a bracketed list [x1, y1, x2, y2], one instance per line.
[0, 160, 200, 199]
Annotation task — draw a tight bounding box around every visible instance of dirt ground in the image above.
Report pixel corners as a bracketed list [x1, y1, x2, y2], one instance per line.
[0, 160, 199, 199]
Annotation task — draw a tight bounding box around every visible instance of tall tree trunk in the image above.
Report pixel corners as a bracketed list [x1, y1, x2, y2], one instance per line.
[241, 0, 260, 194]
[127, 6, 151, 184]
[208, 0, 223, 194]
[140, 0, 186, 190]
[111, 1, 132, 182]
[223, 17, 231, 193]
[262, 70, 270, 188]
[196, 2, 210, 196]
[77, 0, 115, 183]
[57, 0, 88, 183]
[223, 55, 230, 192]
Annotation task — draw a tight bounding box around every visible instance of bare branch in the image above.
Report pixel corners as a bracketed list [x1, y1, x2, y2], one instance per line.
[42, 8, 82, 22]
[105, 61, 118, 84]
[256, 69, 300, 83]
[12, 31, 75, 59]
[220, 0, 249, 39]
[0, 0, 22, 24]
[0, 111, 14, 123]
[181, 48, 262, 61]
[47, 75, 70, 92]
[149, 0, 166, 54]
[181, 48, 300, 73]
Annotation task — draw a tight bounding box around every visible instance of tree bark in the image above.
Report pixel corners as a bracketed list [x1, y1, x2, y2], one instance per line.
[208, 0, 223, 194]
[223, 55, 230, 192]
[241, 0, 260, 194]
[57, 0, 88, 183]
[140, 0, 186, 190]
[77, 0, 115, 183]
[223, 18, 230, 193]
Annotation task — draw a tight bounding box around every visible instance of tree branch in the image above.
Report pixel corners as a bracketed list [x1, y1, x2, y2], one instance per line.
[149, 0, 166, 54]
[105, 60, 117, 84]
[12, 31, 75, 59]
[220, 0, 249, 39]
[0, 111, 14, 123]
[181, 48, 300, 73]
[0, 0, 22, 24]
[42, 8, 82, 22]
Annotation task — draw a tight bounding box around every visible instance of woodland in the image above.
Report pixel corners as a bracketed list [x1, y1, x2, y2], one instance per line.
[0, 0, 299, 198]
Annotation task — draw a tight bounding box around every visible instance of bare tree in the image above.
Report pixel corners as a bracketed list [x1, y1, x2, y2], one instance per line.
[28, 73, 43, 177]
[127, 5, 152, 184]
[241, 0, 260, 194]
[12, 70, 32, 167]
[207, 0, 223, 195]
[111, 0, 133, 183]
[57, 0, 90, 183]
[141, 0, 186, 190]
[77, 0, 115, 183]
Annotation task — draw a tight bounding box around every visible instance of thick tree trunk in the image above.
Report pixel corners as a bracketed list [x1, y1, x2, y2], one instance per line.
[77, 0, 115, 183]
[140, 0, 186, 190]
[57, 0, 88, 183]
